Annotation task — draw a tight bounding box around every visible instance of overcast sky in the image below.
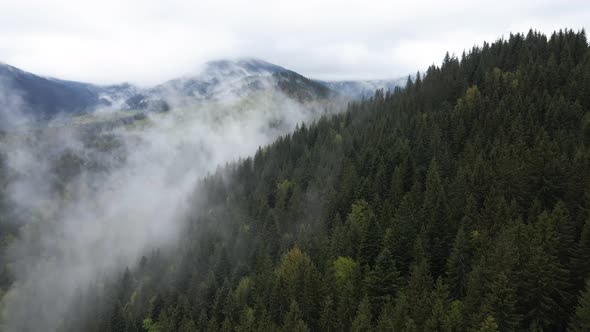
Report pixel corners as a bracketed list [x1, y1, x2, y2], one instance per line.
[0, 0, 588, 86]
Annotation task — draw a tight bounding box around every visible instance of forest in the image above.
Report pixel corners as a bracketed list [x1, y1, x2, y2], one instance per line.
[5, 29, 590, 331]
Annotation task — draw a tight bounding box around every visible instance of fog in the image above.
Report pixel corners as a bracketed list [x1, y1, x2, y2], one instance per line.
[0, 74, 338, 330]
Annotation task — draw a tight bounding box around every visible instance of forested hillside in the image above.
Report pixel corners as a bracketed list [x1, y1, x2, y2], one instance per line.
[63, 29, 590, 331]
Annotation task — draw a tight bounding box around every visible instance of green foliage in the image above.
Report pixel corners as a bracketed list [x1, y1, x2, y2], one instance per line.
[333, 256, 358, 287]
[483, 272, 521, 331]
[44, 28, 590, 331]
[283, 301, 310, 332]
[446, 226, 471, 299]
[351, 295, 372, 332]
[365, 248, 401, 315]
[569, 278, 590, 332]
[319, 296, 337, 332]
[142, 318, 159, 332]
[479, 315, 499, 332]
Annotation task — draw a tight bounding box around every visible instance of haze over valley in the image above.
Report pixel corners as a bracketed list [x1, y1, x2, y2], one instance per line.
[1, 1, 590, 331]
[0, 58, 360, 330]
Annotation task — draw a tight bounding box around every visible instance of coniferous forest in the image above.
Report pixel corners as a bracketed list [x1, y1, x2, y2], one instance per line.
[5, 29, 590, 331]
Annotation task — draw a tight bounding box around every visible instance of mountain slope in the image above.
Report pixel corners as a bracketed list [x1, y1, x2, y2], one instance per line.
[125, 58, 337, 110]
[0, 58, 335, 120]
[0, 63, 140, 122]
[60, 29, 590, 332]
[0, 58, 399, 123]
[0, 63, 105, 118]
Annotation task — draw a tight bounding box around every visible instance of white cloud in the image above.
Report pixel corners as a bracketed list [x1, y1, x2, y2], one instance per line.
[0, 0, 588, 85]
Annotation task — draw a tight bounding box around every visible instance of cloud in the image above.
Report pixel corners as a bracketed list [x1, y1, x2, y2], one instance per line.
[0, 75, 340, 330]
[0, 0, 588, 85]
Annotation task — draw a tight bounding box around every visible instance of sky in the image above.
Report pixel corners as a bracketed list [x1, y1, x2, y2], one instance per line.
[0, 0, 589, 86]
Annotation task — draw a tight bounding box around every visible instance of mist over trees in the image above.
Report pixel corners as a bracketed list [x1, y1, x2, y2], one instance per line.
[0, 69, 340, 331]
[3, 28, 590, 331]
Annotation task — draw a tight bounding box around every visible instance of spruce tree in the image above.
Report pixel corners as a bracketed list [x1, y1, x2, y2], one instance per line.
[351, 295, 372, 332]
[569, 278, 590, 332]
[446, 226, 471, 299]
[282, 301, 310, 332]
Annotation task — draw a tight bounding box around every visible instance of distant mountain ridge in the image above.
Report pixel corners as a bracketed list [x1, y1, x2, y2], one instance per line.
[127, 58, 334, 111]
[0, 62, 137, 119]
[0, 63, 102, 116]
[0, 58, 404, 119]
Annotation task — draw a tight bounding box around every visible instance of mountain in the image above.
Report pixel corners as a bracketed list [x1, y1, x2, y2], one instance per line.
[0, 63, 102, 118]
[0, 63, 137, 119]
[152, 58, 290, 99]
[124, 58, 335, 111]
[0, 58, 399, 122]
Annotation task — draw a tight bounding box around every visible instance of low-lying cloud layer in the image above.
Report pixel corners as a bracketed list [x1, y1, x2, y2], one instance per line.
[0, 76, 338, 330]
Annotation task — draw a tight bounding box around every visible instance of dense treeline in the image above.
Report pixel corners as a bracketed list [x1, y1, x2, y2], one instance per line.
[51, 29, 590, 331]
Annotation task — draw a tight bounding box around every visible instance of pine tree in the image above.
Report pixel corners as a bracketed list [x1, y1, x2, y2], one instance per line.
[351, 295, 372, 332]
[109, 302, 127, 332]
[376, 298, 395, 331]
[572, 218, 590, 291]
[319, 296, 337, 332]
[178, 317, 197, 332]
[483, 272, 521, 331]
[424, 278, 451, 332]
[236, 306, 255, 332]
[478, 315, 499, 332]
[569, 278, 590, 332]
[446, 226, 471, 299]
[283, 301, 310, 332]
[394, 250, 434, 330]
[448, 300, 465, 332]
[359, 215, 382, 268]
[365, 248, 402, 315]
[519, 211, 570, 330]
[422, 159, 452, 277]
